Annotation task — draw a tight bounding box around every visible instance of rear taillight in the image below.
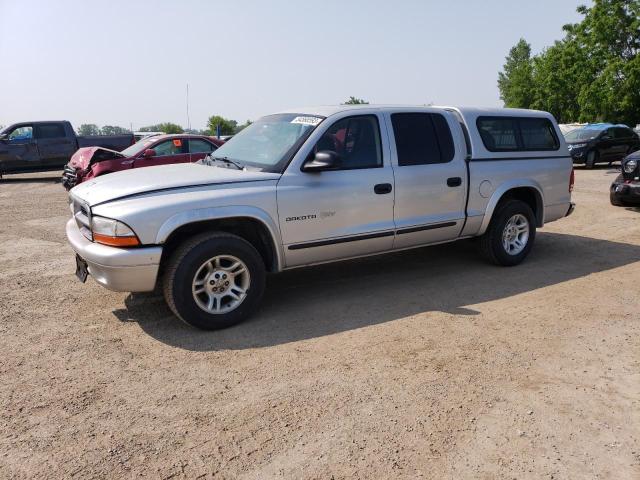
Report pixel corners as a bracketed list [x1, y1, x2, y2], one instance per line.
[569, 168, 575, 193]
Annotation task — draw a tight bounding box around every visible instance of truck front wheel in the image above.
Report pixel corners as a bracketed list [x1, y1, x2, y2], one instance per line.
[163, 232, 266, 330]
[480, 199, 536, 266]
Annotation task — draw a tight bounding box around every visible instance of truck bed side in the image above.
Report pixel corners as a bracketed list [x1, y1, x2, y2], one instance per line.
[450, 108, 573, 237]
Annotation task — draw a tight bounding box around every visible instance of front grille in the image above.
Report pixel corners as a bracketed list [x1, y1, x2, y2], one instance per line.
[70, 195, 92, 240]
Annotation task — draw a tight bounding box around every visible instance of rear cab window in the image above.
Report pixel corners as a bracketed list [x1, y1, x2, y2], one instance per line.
[477, 116, 559, 152]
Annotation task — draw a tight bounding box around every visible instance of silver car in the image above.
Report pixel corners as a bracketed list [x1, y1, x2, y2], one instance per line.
[67, 105, 575, 329]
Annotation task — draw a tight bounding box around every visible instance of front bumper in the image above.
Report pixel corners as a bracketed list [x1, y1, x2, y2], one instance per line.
[66, 218, 162, 292]
[610, 179, 640, 204]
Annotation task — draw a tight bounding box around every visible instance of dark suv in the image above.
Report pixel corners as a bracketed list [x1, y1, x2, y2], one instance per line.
[565, 123, 640, 168]
[610, 151, 640, 206]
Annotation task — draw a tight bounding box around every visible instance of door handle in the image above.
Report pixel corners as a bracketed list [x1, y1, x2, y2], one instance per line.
[374, 183, 393, 194]
[447, 177, 462, 187]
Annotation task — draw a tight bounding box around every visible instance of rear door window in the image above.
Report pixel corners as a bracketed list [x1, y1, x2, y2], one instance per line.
[614, 127, 632, 139]
[35, 123, 66, 139]
[189, 139, 217, 153]
[391, 113, 455, 166]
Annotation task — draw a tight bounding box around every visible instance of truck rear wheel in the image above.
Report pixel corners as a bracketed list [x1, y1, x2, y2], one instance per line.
[163, 232, 265, 330]
[480, 199, 536, 266]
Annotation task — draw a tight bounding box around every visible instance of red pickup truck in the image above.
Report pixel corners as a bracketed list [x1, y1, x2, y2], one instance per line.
[62, 134, 224, 189]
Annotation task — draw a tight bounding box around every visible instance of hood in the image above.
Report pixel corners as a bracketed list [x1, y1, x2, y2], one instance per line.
[69, 146, 125, 170]
[70, 162, 281, 206]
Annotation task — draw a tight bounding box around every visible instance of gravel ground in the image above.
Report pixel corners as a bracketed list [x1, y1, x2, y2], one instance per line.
[0, 167, 638, 479]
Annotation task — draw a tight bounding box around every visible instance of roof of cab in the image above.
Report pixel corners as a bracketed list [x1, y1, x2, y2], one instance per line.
[277, 104, 553, 118]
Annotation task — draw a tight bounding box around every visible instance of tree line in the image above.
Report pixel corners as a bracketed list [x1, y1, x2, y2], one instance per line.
[76, 117, 252, 137]
[76, 97, 369, 137]
[498, 0, 640, 126]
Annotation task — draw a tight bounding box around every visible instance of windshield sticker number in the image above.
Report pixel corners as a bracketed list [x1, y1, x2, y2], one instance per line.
[291, 116, 322, 126]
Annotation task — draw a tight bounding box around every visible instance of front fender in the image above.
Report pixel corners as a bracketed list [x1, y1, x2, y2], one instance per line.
[91, 158, 128, 176]
[478, 179, 544, 235]
[155, 205, 284, 271]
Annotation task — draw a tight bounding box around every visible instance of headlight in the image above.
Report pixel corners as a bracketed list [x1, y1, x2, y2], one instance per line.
[623, 159, 638, 174]
[91, 216, 140, 247]
[569, 143, 587, 149]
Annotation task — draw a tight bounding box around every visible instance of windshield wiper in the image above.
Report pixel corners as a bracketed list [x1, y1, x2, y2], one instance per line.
[206, 155, 245, 170]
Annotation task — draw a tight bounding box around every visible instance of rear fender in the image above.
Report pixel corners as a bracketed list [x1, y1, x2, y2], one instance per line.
[478, 180, 544, 235]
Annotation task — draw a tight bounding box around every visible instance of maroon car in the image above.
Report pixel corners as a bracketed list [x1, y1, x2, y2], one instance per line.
[61, 134, 224, 190]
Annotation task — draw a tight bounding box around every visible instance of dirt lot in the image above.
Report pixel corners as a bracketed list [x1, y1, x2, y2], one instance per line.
[0, 167, 638, 479]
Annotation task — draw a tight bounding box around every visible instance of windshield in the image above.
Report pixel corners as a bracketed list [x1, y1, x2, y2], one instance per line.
[119, 137, 158, 157]
[565, 128, 603, 142]
[209, 113, 324, 172]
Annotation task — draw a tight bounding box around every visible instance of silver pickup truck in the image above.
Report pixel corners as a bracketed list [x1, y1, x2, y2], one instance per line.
[66, 106, 575, 330]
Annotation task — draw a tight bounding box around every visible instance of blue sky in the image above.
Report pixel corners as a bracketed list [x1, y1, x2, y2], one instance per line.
[0, 0, 588, 130]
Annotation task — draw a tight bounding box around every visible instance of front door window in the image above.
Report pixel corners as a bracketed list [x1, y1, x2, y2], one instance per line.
[7, 126, 33, 143]
[312, 115, 382, 170]
[153, 138, 184, 156]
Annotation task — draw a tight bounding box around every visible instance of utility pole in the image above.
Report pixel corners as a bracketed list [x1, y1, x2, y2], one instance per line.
[186, 83, 191, 131]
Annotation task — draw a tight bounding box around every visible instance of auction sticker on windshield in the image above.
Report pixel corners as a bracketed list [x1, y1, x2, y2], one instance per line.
[290, 116, 323, 126]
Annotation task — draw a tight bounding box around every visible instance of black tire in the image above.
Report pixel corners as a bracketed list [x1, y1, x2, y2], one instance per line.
[480, 199, 536, 266]
[163, 232, 266, 330]
[585, 150, 598, 169]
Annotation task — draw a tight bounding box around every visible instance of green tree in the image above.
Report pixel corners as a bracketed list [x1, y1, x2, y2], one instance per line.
[497, 39, 535, 109]
[77, 124, 100, 136]
[235, 120, 252, 133]
[139, 123, 184, 134]
[343, 96, 369, 105]
[101, 125, 129, 135]
[530, 40, 587, 123]
[566, 0, 640, 124]
[499, 0, 640, 126]
[206, 115, 237, 136]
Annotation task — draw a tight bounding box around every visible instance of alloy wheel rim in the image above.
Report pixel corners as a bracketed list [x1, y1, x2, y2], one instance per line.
[502, 214, 529, 255]
[192, 255, 250, 314]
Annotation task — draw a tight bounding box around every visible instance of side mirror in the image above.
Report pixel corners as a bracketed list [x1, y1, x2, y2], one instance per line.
[302, 150, 341, 172]
[0, 133, 7, 142]
[601, 134, 611, 140]
[143, 148, 156, 157]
